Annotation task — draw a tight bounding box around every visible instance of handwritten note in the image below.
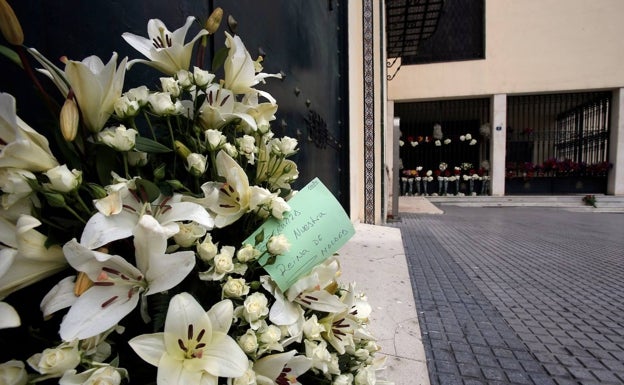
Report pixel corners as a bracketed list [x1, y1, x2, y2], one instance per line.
[243, 178, 355, 291]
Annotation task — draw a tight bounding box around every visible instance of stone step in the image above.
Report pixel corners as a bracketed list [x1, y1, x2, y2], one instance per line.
[419, 195, 624, 212]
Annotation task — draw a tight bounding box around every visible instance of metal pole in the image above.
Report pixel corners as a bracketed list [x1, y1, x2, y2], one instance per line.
[392, 117, 401, 220]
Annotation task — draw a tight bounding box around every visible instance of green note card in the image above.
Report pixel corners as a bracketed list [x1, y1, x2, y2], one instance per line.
[244, 178, 355, 291]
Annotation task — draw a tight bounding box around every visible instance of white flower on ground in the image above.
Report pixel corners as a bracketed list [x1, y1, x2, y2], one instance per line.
[122, 17, 209, 75]
[129, 293, 248, 385]
[0, 215, 66, 299]
[0, 93, 59, 172]
[97, 125, 138, 151]
[59, 365, 127, 385]
[56, 215, 196, 340]
[27, 341, 81, 381]
[254, 350, 312, 385]
[0, 360, 28, 385]
[64, 53, 127, 133]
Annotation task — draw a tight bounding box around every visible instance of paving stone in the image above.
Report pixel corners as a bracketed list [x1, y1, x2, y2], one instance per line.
[392, 208, 624, 385]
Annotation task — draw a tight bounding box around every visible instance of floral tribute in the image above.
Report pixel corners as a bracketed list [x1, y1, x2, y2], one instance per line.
[0, 4, 390, 385]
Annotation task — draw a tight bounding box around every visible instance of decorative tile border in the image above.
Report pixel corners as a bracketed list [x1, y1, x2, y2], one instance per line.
[363, 0, 375, 224]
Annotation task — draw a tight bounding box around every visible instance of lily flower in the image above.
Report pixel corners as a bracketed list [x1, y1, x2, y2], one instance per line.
[122, 16, 209, 76]
[64, 53, 128, 133]
[0, 215, 66, 299]
[194, 151, 266, 228]
[81, 183, 214, 250]
[284, 258, 347, 313]
[129, 293, 248, 385]
[198, 84, 255, 131]
[57, 215, 196, 340]
[253, 350, 312, 385]
[223, 32, 281, 103]
[0, 93, 59, 172]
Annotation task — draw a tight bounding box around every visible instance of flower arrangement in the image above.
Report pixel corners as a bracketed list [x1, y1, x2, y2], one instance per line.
[505, 159, 612, 179]
[0, 4, 391, 385]
[582, 194, 597, 208]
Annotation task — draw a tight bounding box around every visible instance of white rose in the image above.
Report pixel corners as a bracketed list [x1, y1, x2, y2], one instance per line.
[193, 66, 214, 87]
[426, 170, 432, 177]
[127, 151, 148, 167]
[328, 353, 340, 375]
[197, 235, 218, 261]
[97, 125, 138, 151]
[354, 365, 376, 385]
[27, 342, 80, 377]
[304, 340, 332, 373]
[459, 135, 466, 141]
[237, 135, 256, 164]
[125, 86, 149, 105]
[186, 153, 207, 177]
[444, 138, 451, 145]
[222, 277, 250, 299]
[465, 133, 472, 140]
[243, 292, 269, 326]
[160, 77, 181, 97]
[270, 196, 290, 220]
[214, 246, 235, 274]
[176, 69, 193, 88]
[223, 142, 239, 158]
[205, 129, 226, 150]
[237, 330, 258, 354]
[266, 234, 290, 256]
[60, 366, 125, 385]
[333, 374, 354, 385]
[364, 341, 380, 353]
[44, 164, 82, 193]
[230, 366, 257, 385]
[114, 96, 140, 118]
[259, 324, 282, 345]
[434, 140, 442, 146]
[0, 360, 27, 385]
[416, 166, 423, 171]
[236, 244, 260, 263]
[173, 221, 207, 248]
[399, 139, 404, 147]
[269, 137, 298, 156]
[303, 314, 325, 341]
[148, 92, 177, 115]
[469, 139, 478, 145]
[354, 348, 370, 361]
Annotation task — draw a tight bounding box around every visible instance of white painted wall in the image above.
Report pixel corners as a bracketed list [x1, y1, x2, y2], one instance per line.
[388, 0, 624, 101]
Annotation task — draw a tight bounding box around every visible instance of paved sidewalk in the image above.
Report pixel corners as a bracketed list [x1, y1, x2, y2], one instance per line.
[390, 206, 624, 385]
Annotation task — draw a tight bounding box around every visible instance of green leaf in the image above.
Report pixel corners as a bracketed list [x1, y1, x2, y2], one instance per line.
[95, 145, 118, 185]
[135, 136, 172, 153]
[0, 44, 22, 68]
[135, 178, 161, 203]
[254, 229, 265, 245]
[212, 46, 229, 72]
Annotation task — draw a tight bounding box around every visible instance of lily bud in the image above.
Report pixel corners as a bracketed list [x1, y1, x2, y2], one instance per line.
[60, 97, 79, 141]
[153, 163, 166, 181]
[0, 0, 24, 45]
[174, 140, 192, 159]
[205, 7, 223, 34]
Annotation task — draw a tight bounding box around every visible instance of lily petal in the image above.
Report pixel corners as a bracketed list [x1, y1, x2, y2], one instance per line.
[60, 284, 140, 341]
[128, 332, 166, 366]
[206, 299, 233, 333]
[200, 331, 249, 377]
[0, 301, 20, 328]
[80, 210, 137, 249]
[40, 275, 78, 317]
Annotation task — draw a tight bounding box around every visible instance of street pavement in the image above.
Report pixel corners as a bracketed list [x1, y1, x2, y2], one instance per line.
[389, 206, 624, 385]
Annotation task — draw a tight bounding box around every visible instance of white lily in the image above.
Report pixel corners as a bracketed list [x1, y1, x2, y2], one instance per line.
[64, 53, 127, 133]
[81, 183, 214, 250]
[0, 93, 59, 172]
[223, 32, 281, 103]
[129, 293, 248, 385]
[195, 151, 266, 228]
[0, 301, 20, 329]
[253, 350, 312, 385]
[0, 168, 36, 210]
[122, 16, 209, 76]
[59, 365, 127, 385]
[57, 215, 196, 340]
[0, 215, 66, 299]
[198, 84, 256, 131]
[285, 258, 347, 313]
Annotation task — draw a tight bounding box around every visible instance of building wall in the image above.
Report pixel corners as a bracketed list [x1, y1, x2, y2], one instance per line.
[388, 0, 624, 101]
